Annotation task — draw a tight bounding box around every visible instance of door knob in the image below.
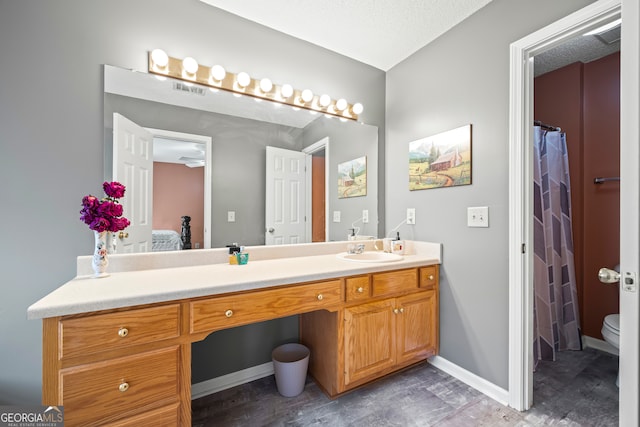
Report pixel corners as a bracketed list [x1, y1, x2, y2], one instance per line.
[598, 268, 620, 284]
[118, 231, 129, 239]
[268, 227, 275, 233]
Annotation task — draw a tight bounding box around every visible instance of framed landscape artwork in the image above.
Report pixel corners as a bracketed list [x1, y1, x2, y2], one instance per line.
[338, 156, 367, 198]
[408, 124, 472, 190]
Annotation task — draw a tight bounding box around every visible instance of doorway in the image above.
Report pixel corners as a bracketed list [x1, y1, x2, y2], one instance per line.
[147, 128, 212, 250]
[304, 137, 330, 243]
[508, 1, 639, 425]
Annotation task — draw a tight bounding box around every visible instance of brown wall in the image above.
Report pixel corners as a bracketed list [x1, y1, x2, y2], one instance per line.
[153, 162, 205, 249]
[534, 52, 620, 339]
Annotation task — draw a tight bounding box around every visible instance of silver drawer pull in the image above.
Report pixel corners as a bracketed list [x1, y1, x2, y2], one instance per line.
[118, 327, 129, 338]
[317, 294, 323, 301]
[225, 310, 233, 318]
[357, 287, 364, 293]
[119, 382, 129, 392]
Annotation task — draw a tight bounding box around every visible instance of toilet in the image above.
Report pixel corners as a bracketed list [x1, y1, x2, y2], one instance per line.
[601, 313, 620, 387]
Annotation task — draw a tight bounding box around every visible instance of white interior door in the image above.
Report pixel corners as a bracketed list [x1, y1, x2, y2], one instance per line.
[265, 146, 307, 245]
[113, 113, 153, 253]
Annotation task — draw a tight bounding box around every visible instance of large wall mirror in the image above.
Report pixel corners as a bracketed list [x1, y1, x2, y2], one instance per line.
[103, 65, 378, 253]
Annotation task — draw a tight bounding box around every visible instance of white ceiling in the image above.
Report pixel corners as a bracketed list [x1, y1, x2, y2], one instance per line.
[200, 0, 494, 71]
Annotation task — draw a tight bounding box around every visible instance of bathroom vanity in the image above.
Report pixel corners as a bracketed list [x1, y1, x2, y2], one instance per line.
[29, 241, 441, 426]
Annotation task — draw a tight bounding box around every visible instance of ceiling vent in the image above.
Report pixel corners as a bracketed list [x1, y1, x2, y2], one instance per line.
[172, 81, 206, 96]
[595, 26, 621, 45]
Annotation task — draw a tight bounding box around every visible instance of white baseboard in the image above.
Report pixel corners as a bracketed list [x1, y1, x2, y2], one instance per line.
[191, 361, 274, 400]
[191, 356, 510, 406]
[428, 355, 509, 406]
[582, 335, 619, 356]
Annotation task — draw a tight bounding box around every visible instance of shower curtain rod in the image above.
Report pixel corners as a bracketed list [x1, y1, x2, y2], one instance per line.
[534, 120, 561, 131]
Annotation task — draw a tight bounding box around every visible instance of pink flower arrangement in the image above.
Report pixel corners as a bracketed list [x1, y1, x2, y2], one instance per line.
[80, 181, 131, 233]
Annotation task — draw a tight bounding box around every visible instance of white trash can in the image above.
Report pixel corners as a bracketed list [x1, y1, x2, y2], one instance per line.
[272, 343, 310, 397]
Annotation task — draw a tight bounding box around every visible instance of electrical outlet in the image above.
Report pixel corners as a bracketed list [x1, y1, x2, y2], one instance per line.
[467, 206, 489, 227]
[227, 211, 236, 222]
[362, 210, 369, 223]
[333, 211, 341, 222]
[407, 208, 416, 225]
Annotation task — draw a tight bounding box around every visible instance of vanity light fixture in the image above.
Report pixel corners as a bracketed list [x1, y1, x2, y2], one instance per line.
[182, 57, 199, 79]
[319, 94, 331, 108]
[300, 89, 314, 104]
[150, 49, 169, 72]
[147, 49, 363, 121]
[259, 77, 273, 93]
[236, 71, 251, 89]
[352, 103, 364, 115]
[280, 84, 294, 99]
[210, 65, 226, 83]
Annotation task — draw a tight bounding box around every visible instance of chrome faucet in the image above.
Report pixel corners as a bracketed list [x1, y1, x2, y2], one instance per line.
[347, 243, 365, 254]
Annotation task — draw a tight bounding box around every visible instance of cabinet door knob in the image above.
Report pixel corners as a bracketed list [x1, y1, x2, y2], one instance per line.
[119, 382, 129, 392]
[118, 327, 129, 338]
[399, 307, 404, 314]
[317, 294, 324, 301]
[393, 308, 400, 314]
[357, 287, 364, 293]
[118, 231, 129, 239]
[225, 309, 233, 318]
[428, 275, 434, 281]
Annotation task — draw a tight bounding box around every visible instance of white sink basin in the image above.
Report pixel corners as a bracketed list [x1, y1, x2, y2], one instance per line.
[336, 251, 403, 263]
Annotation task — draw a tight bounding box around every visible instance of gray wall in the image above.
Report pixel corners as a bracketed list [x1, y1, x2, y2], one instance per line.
[385, 0, 595, 388]
[0, 0, 384, 404]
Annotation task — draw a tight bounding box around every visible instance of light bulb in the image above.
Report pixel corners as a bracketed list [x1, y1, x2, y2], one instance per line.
[151, 49, 169, 69]
[335, 98, 348, 111]
[210, 65, 226, 81]
[301, 89, 313, 103]
[259, 78, 273, 93]
[281, 84, 293, 99]
[237, 72, 251, 88]
[182, 57, 198, 75]
[319, 94, 331, 107]
[352, 103, 364, 115]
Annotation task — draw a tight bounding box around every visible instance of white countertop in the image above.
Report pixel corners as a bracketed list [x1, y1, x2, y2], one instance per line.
[28, 240, 441, 319]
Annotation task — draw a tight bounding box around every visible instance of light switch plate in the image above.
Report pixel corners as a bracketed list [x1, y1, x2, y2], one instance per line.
[407, 208, 416, 225]
[333, 211, 341, 222]
[467, 206, 489, 227]
[227, 211, 235, 222]
[362, 210, 369, 223]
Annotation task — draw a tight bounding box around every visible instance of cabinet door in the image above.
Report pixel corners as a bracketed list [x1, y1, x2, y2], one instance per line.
[396, 291, 438, 364]
[344, 299, 396, 386]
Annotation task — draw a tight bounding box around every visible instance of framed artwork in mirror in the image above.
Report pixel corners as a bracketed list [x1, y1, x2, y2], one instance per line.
[338, 156, 367, 198]
[409, 124, 472, 190]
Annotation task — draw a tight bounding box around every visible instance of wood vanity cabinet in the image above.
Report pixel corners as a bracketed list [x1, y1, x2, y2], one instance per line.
[43, 303, 187, 426]
[301, 265, 439, 397]
[40, 265, 438, 424]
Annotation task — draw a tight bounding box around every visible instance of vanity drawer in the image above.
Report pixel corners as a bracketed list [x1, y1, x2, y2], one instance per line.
[419, 265, 439, 290]
[191, 280, 342, 334]
[104, 402, 180, 427]
[371, 269, 418, 298]
[61, 346, 180, 426]
[345, 276, 370, 302]
[61, 304, 180, 359]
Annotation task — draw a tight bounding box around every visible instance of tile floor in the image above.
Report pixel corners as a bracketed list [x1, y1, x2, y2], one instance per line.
[192, 348, 619, 426]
